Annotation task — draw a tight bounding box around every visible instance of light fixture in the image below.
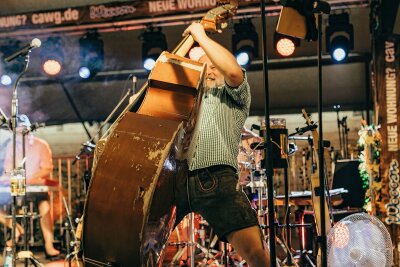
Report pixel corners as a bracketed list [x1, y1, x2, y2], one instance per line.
[274, 32, 300, 57]
[0, 40, 25, 86]
[140, 27, 167, 71]
[79, 31, 104, 79]
[41, 37, 64, 76]
[232, 19, 259, 67]
[326, 13, 354, 63]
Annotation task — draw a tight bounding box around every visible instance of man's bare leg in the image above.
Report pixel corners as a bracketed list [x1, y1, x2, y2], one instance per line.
[227, 225, 277, 267]
[38, 200, 60, 256]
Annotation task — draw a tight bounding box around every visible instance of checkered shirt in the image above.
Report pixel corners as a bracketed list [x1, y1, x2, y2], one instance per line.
[188, 71, 250, 171]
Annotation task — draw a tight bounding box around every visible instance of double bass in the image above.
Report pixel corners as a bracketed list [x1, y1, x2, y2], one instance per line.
[80, 2, 238, 266]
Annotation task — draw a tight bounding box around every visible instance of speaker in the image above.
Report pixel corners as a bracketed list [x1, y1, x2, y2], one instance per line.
[332, 159, 366, 209]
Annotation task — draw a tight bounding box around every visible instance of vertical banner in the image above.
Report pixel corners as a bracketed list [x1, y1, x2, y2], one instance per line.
[374, 35, 400, 265]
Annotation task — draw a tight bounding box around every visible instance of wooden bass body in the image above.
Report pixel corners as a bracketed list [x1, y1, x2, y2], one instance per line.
[81, 52, 205, 266]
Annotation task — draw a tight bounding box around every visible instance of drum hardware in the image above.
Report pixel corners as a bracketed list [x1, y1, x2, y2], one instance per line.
[288, 143, 298, 156]
[62, 196, 81, 267]
[167, 214, 243, 267]
[167, 213, 221, 267]
[300, 250, 316, 267]
[8, 124, 46, 266]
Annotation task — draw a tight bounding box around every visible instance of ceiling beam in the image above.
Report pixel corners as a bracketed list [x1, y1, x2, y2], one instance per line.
[0, 0, 369, 38]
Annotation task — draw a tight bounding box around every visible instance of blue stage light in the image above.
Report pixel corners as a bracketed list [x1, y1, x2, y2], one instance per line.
[79, 67, 91, 79]
[326, 13, 354, 64]
[143, 57, 156, 71]
[232, 19, 258, 68]
[0, 74, 12, 86]
[141, 27, 167, 71]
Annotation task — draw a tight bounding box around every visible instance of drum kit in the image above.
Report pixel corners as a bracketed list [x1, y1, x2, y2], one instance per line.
[68, 126, 316, 266]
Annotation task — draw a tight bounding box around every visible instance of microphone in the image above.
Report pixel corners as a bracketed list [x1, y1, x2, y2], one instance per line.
[5, 38, 41, 62]
[22, 122, 45, 134]
[288, 124, 318, 136]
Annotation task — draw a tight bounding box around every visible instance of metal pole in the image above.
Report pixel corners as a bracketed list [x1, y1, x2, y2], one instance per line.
[260, 1, 277, 266]
[317, 13, 328, 267]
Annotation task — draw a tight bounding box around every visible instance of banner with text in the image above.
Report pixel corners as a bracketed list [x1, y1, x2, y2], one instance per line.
[0, 0, 263, 32]
[374, 34, 400, 265]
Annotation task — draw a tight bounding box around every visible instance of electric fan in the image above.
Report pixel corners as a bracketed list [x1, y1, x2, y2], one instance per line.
[327, 213, 393, 267]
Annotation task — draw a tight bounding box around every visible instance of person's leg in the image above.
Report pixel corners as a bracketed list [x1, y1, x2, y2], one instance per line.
[0, 211, 24, 247]
[227, 225, 273, 267]
[38, 200, 60, 256]
[191, 165, 278, 267]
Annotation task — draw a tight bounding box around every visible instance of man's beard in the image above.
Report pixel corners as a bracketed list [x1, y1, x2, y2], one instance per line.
[205, 77, 222, 90]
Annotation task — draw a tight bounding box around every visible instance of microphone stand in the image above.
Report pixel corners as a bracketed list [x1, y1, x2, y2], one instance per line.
[333, 105, 343, 159]
[340, 116, 349, 159]
[9, 60, 44, 266]
[316, 10, 328, 267]
[9, 47, 32, 267]
[259, 1, 277, 266]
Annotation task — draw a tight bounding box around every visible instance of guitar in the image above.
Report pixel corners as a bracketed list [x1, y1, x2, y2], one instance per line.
[301, 109, 332, 264]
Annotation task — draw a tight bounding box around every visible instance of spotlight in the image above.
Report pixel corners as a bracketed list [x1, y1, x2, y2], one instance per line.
[79, 31, 104, 79]
[326, 13, 354, 63]
[274, 32, 300, 57]
[0, 40, 25, 86]
[0, 74, 12, 86]
[232, 19, 258, 67]
[141, 27, 167, 71]
[41, 37, 64, 76]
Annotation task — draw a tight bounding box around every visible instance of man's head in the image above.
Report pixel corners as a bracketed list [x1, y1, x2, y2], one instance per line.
[189, 46, 225, 89]
[198, 54, 224, 89]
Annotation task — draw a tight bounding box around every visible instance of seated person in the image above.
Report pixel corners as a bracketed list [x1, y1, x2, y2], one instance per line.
[2, 114, 60, 258]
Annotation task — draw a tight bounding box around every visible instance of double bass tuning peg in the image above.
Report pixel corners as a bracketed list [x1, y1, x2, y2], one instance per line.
[220, 22, 228, 29]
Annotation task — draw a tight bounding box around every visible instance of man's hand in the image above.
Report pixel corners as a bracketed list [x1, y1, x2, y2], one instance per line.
[182, 22, 208, 43]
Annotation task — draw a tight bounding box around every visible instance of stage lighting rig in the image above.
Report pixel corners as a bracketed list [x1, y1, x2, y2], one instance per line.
[326, 13, 354, 63]
[0, 40, 25, 86]
[40, 36, 64, 77]
[140, 27, 167, 71]
[232, 19, 259, 67]
[274, 32, 300, 57]
[79, 31, 104, 79]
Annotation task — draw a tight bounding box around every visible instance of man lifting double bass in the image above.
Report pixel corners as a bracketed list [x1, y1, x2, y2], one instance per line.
[80, 2, 275, 266]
